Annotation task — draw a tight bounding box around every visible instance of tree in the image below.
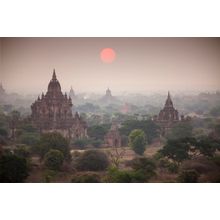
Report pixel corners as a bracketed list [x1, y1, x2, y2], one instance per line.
[75, 150, 109, 171]
[38, 132, 70, 159]
[104, 167, 146, 183]
[120, 119, 159, 144]
[44, 149, 64, 170]
[159, 138, 192, 164]
[87, 124, 110, 140]
[129, 129, 146, 155]
[167, 122, 193, 140]
[194, 136, 219, 158]
[0, 154, 29, 182]
[73, 139, 88, 149]
[14, 145, 31, 159]
[130, 157, 156, 179]
[178, 169, 200, 183]
[107, 146, 126, 168]
[71, 172, 101, 183]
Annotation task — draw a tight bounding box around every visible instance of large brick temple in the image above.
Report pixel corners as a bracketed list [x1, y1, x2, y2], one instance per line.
[153, 91, 180, 135]
[31, 69, 87, 139]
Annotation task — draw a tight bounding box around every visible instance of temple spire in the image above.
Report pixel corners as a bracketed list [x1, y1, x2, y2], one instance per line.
[52, 69, 57, 80]
[165, 91, 173, 107]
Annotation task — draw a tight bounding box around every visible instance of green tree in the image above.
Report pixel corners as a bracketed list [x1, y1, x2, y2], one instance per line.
[178, 169, 200, 183]
[167, 122, 193, 140]
[71, 172, 101, 183]
[130, 157, 156, 179]
[73, 138, 88, 149]
[75, 150, 109, 171]
[129, 129, 146, 155]
[87, 124, 110, 140]
[120, 119, 159, 144]
[0, 154, 29, 182]
[38, 132, 70, 159]
[44, 149, 64, 170]
[104, 167, 146, 183]
[159, 138, 192, 164]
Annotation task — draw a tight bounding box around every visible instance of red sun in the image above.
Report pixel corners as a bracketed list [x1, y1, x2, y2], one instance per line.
[100, 48, 116, 63]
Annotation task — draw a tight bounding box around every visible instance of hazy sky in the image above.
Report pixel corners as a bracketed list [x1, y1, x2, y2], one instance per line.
[0, 38, 220, 94]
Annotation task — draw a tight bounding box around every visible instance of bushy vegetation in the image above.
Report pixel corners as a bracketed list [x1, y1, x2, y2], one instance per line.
[120, 119, 159, 144]
[104, 167, 146, 183]
[44, 149, 64, 171]
[71, 172, 101, 183]
[0, 153, 29, 182]
[178, 169, 200, 183]
[129, 129, 146, 155]
[37, 132, 70, 159]
[75, 150, 109, 171]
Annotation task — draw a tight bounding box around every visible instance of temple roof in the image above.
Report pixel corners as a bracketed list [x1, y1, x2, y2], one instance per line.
[164, 91, 174, 108]
[47, 69, 62, 94]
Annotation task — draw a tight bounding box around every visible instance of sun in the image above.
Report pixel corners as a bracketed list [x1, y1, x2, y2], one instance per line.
[100, 48, 116, 63]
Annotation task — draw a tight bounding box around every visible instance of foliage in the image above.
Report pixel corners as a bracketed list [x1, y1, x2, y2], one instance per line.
[73, 138, 88, 149]
[75, 150, 109, 171]
[38, 132, 70, 159]
[44, 150, 64, 171]
[87, 124, 110, 140]
[0, 127, 8, 138]
[159, 138, 192, 163]
[178, 169, 200, 183]
[71, 172, 101, 183]
[120, 119, 159, 144]
[130, 157, 156, 179]
[166, 122, 193, 140]
[91, 139, 103, 148]
[158, 158, 179, 173]
[0, 154, 29, 182]
[129, 129, 146, 155]
[18, 132, 40, 148]
[14, 145, 31, 158]
[104, 167, 146, 183]
[195, 136, 220, 157]
[107, 146, 126, 168]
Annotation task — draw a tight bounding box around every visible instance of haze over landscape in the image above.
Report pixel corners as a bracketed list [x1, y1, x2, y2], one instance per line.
[0, 38, 220, 95]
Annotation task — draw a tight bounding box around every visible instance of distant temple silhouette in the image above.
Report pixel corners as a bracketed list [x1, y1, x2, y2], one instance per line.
[31, 69, 87, 139]
[154, 91, 184, 135]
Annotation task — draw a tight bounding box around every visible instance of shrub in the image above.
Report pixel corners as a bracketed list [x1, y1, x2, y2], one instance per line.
[44, 150, 64, 171]
[71, 172, 101, 183]
[104, 167, 146, 183]
[158, 158, 179, 173]
[130, 157, 156, 179]
[73, 139, 88, 149]
[0, 154, 29, 182]
[38, 132, 70, 159]
[75, 150, 109, 171]
[14, 145, 31, 158]
[91, 139, 103, 148]
[129, 129, 146, 155]
[178, 169, 200, 183]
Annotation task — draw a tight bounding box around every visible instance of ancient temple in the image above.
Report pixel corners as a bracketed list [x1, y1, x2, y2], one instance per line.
[31, 69, 87, 139]
[104, 123, 122, 147]
[153, 91, 179, 135]
[99, 88, 119, 105]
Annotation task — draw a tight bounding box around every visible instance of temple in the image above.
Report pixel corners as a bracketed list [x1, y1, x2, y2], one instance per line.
[99, 88, 119, 105]
[104, 123, 122, 147]
[153, 91, 180, 135]
[31, 69, 87, 139]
